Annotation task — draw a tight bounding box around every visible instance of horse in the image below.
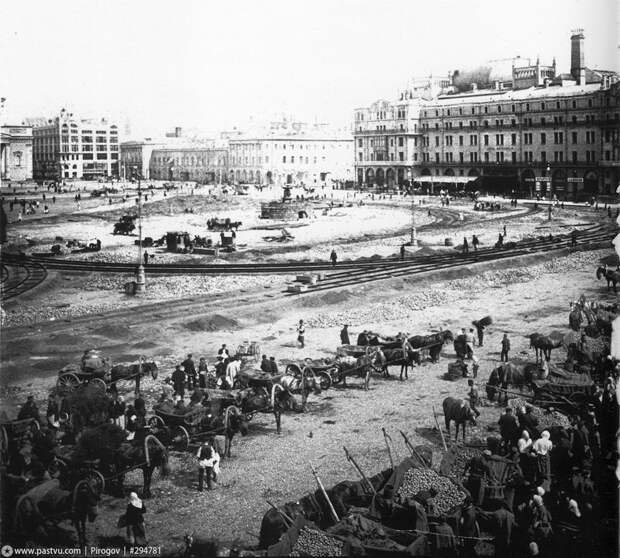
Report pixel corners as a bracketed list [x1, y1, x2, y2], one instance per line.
[443, 397, 477, 442]
[486, 362, 537, 404]
[528, 333, 563, 363]
[236, 384, 297, 435]
[596, 266, 620, 293]
[14, 479, 100, 547]
[335, 349, 384, 390]
[381, 347, 420, 380]
[277, 368, 323, 409]
[409, 330, 454, 362]
[110, 359, 158, 395]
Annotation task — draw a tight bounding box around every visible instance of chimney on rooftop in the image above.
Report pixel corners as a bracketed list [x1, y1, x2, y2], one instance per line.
[570, 29, 586, 85]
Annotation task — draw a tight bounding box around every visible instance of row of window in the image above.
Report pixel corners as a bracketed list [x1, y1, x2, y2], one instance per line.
[358, 150, 615, 164]
[423, 98, 597, 118]
[358, 152, 406, 162]
[281, 156, 326, 164]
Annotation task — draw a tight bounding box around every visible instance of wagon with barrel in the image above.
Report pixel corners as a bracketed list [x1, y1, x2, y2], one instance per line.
[0, 416, 41, 465]
[56, 351, 158, 395]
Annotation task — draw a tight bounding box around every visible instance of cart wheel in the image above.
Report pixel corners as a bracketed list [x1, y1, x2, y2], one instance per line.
[172, 426, 190, 452]
[90, 378, 107, 392]
[84, 469, 106, 494]
[57, 373, 81, 392]
[316, 371, 332, 391]
[148, 415, 165, 428]
[29, 419, 41, 433]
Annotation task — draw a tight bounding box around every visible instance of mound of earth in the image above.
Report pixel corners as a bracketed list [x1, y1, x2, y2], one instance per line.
[132, 340, 158, 349]
[183, 314, 240, 332]
[92, 325, 133, 339]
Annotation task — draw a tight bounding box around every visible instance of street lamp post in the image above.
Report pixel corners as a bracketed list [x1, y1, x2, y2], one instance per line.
[408, 169, 418, 247]
[133, 165, 146, 293]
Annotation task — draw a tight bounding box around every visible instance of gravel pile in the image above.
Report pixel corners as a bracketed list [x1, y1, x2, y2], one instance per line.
[507, 398, 571, 429]
[306, 250, 611, 329]
[443, 447, 484, 480]
[397, 468, 466, 515]
[290, 527, 344, 557]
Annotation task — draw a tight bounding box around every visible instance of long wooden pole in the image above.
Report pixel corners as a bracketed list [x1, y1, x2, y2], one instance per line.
[433, 405, 448, 451]
[266, 499, 294, 526]
[343, 446, 377, 495]
[382, 427, 394, 469]
[399, 430, 429, 468]
[310, 463, 340, 524]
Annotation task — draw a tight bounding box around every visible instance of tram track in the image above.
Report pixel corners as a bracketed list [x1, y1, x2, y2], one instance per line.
[1, 223, 613, 337]
[0, 261, 48, 302]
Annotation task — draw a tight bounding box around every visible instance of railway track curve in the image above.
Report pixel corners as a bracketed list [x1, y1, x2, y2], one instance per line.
[1, 261, 48, 302]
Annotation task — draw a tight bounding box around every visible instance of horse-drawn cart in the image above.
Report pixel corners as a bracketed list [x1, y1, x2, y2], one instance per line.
[148, 390, 241, 452]
[532, 376, 596, 409]
[57, 351, 157, 394]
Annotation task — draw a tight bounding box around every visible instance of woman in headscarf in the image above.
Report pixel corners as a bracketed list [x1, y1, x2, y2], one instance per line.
[532, 431, 553, 485]
[126, 492, 147, 546]
[518, 431, 536, 484]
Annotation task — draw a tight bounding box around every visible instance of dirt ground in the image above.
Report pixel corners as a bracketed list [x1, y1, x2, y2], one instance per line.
[1, 245, 616, 554]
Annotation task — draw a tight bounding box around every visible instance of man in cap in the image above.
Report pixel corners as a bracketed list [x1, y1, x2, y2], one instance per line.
[340, 324, 350, 346]
[197, 439, 216, 491]
[172, 365, 186, 398]
[269, 357, 279, 374]
[467, 379, 481, 418]
[182, 353, 197, 389]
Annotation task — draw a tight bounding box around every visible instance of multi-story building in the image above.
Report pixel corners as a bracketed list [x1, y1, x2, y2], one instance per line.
[1, 124, 33, 181]
[228, 118, 353, 185]
[354, 31, 619, 199]
[149, 147, 228, 183]
[120, 139, 166, 180]
[31, 109, 120, 180]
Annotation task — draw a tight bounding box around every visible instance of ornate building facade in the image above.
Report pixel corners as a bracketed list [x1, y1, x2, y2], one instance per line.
[354, 31, 619, 199]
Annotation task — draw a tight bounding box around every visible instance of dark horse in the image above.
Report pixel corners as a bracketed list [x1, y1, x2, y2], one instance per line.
[236, 384, 298, 435]
[14, 479, 100, 547]
[381, 347, 420, 380]
[216, 405, 249, 458]
[409, 330, 454, 362]
[110, 359, 158, 395]
[596, 266, 620, 293]
[486, 362, 537, 404]
[528, 333, 563, 363]
[443, 396, 477, 442]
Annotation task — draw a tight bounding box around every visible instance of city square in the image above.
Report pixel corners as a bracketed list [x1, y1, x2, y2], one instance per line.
[1, 1, 619, 557]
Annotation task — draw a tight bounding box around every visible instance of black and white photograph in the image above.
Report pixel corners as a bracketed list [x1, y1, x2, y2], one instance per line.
[1, 0, 619, 556]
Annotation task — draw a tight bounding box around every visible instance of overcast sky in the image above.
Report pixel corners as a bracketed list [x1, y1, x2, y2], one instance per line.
[1, 0, 618, 138]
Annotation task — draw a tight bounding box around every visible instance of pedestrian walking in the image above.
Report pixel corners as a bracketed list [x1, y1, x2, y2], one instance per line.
[503, 224, 506, 236]
[471, 355, 479, 378]
[297, 319, 306, 348]
[198, 357, 208, 388]
[400, 244, 406, 261]
[547, 205, 552, 220]
[474, 321, 485, 346]
[330, 249, 337, 268]
[197, 440, 219, 491]
[467, 379, 481, 418]
[172, 365, 186, 397]
[463, 237, 469, 254]
[124, 492, 147, 545]
[340, 324, 350, 345]
[472, 235, 479, 252]
[571, 229, 577, 247]
[465, 328, 475, 358]
[500, 333, 510, 362]
[497, 232, 504, 247]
